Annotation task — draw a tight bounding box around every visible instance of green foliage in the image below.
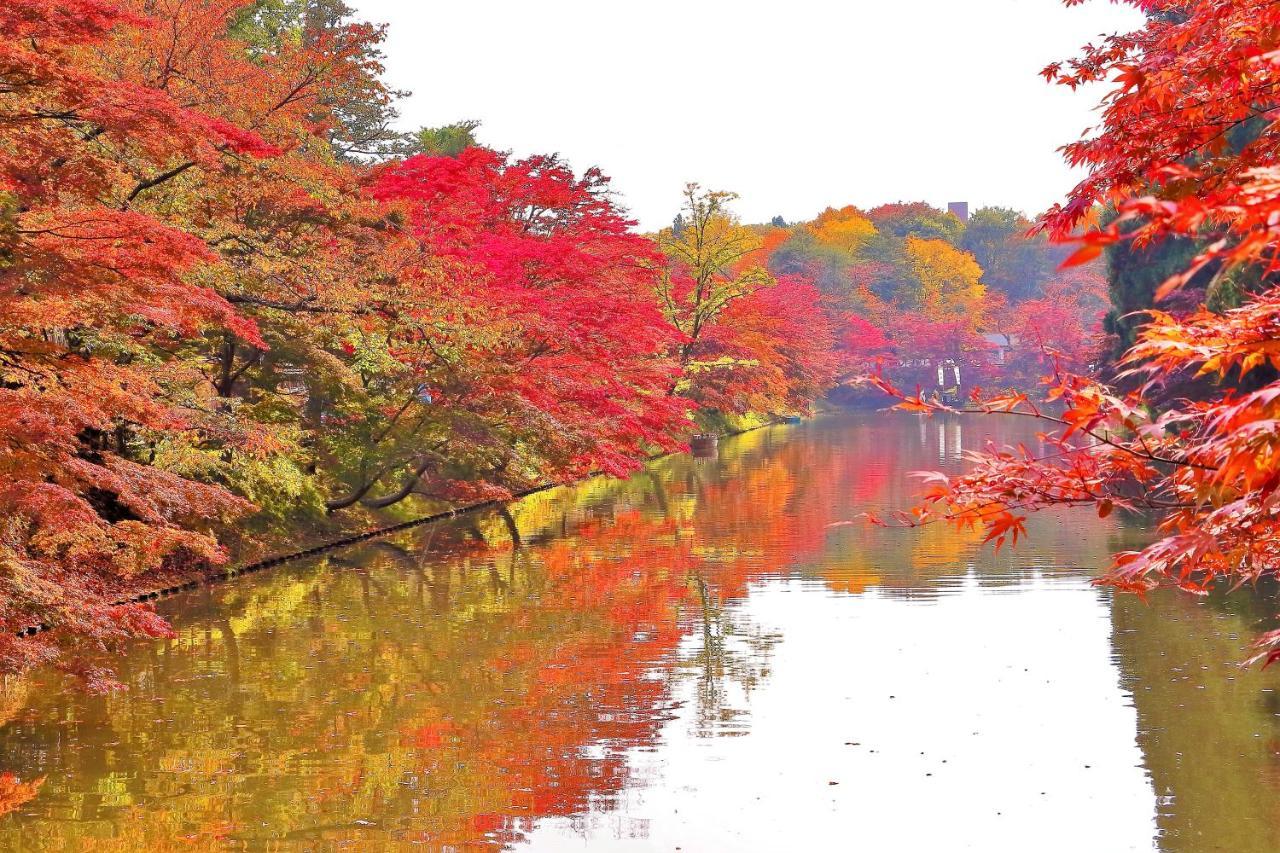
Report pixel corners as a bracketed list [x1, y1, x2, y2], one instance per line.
[0, 191, 16, 271]
[692, 408, 772, 436]
[151, 436, 326, 529]
[1101, 216, 1204, 359]
[867, 202, 964, 244]
[413, 120, 483, 157]
[1204, 263, 1259, 313]
[768, 230, 854, 298]
[230, 0, 357, 51]
[230, 0, 409, 161]
[959, 207, 1055, 302]
[229, 0, 309, 53]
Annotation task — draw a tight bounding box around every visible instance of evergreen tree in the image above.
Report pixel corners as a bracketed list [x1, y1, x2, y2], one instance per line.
[413, 120, 483, 157]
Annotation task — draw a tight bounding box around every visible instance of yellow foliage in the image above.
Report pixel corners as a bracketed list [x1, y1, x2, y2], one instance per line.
[902, 236, 986, 322]
[810, 206, 877, 253]
[656, 185, 774, 358]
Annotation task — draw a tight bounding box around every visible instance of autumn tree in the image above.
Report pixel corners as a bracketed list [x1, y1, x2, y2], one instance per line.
[0, 0, 290, 682]
[0, 0, 428, 684]
[881, 0, 1280, 665]
[341, 147, 690, 506]
[901, 236, 986, 323]
[655, 186, 774, 390]
[842, 316, 894, 371]
[990, 266, 1108, 386]
[230, 0, 410, 160]
[764, 206, 879, 305]
[768, 228, 859, 300]
[810, 206, 877, 254]
[693, 276, 840, 415]
[756, 197, 1106, 400]
[105, 0, 405, 528]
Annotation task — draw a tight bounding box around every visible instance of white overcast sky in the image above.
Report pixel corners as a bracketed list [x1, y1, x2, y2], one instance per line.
[348, 0, 1145, 230]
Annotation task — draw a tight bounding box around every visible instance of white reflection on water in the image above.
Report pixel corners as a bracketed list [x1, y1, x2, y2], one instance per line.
[525, 572, 1157, 851]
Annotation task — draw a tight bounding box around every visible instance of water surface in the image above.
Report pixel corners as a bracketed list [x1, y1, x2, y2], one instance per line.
[1, 413, 1278, 850]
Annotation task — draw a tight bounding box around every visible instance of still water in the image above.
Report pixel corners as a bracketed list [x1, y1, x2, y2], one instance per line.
[1, 413, 1279, 851]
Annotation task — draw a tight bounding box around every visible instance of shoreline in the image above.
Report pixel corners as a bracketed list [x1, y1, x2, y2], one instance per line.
[17, 416, 798, 640]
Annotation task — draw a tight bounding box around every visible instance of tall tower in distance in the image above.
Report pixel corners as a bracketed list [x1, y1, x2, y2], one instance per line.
[948, 201, 970, 222]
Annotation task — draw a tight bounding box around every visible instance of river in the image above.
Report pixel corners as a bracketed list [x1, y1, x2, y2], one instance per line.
[0, 412, 1277, 850]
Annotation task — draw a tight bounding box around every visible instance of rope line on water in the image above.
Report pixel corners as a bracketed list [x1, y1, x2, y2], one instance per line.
[16, 481, 564, 639]
[15, 417, 793, 640]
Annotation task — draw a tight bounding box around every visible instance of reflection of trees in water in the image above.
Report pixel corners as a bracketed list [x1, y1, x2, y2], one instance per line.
[0, 413, 1179, 847]
[0, 424, 814, 846]
[0, 507, 706, 847]
[1109, 587, 1280, 853]
[682, 573, 782, 738]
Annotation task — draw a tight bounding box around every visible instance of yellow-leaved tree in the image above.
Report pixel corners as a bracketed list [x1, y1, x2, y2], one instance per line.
[656, 185, 775, 375]
[810, 206, 878, 254]
[901, 236, 986, 324]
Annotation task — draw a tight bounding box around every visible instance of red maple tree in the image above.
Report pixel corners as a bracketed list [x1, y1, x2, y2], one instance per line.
[880, 0, 1280, 664]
